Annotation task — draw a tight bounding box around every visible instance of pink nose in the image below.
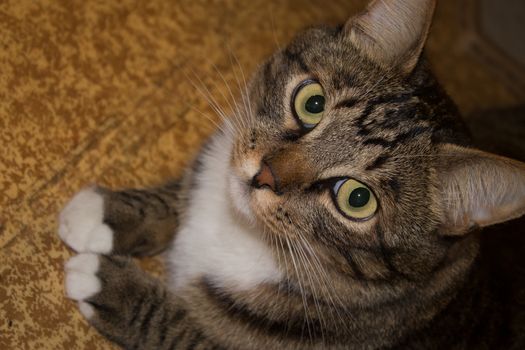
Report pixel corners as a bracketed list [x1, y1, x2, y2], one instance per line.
[251, 161, 277, 192]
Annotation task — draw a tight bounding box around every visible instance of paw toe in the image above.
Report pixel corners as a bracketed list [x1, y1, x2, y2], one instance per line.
[66, 272, 101, 300]
[65, 253, 100, 274]
[78, 301, 96, 319]
[86, 224, 113, 254]
[65, 254, 101, 301]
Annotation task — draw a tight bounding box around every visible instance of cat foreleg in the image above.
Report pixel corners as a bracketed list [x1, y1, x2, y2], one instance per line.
[59, 181, 182, 257]
[65, 253, 212, 349]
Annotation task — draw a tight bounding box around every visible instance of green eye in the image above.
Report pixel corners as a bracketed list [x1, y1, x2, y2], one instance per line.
[333, 179, 377, 220]
[292, 81, 325, 128]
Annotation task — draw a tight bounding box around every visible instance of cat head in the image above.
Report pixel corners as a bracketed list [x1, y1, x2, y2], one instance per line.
[226, 0, 525, 286]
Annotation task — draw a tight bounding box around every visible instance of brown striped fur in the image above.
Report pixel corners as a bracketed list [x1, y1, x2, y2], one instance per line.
[60, 0, 525, 348]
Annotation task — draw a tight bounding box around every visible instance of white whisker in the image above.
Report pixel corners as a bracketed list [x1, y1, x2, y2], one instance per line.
[284, 235, 313, 343]
[183, 68, 242, 136]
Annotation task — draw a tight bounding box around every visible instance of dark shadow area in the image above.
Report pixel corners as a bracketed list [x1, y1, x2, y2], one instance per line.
[467, 105, 525, 162]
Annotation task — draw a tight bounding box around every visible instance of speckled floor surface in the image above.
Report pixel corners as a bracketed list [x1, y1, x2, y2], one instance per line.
[0, 1, 524, 348]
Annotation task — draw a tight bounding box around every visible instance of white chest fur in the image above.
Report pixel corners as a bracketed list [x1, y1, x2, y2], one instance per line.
[166, 132, 281, 292]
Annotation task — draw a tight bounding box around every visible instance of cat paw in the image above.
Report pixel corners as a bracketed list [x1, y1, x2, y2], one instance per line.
[65, 253, 146, 323]
[65, 253, 101, 319]
[58, 187, 113, 254]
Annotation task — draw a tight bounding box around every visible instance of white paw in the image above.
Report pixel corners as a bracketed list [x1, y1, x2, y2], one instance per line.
[65, 253, 101, 319]
[58, 187, 113, 254]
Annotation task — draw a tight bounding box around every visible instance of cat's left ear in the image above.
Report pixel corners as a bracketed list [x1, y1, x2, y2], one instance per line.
[344, 0, 436, 74]
[436, 144, 525, 235]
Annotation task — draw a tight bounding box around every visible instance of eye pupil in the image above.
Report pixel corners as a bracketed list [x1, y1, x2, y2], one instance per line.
[305, 95, 325, 114]
[348, 187, 370, 208]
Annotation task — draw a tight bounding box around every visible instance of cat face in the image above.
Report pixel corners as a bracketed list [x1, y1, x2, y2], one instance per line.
[228, 24, 448, 281]
[226, 0, 525, 286]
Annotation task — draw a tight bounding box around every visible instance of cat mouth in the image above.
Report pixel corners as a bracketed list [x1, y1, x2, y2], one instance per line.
[228, 172, 255, 221]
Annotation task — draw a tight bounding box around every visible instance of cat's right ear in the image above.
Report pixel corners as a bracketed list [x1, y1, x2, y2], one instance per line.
[436, 144, 525, 236]
[344, 0, 436, 74]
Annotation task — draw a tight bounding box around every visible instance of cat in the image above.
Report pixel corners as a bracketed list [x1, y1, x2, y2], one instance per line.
[58, 0, 525, 349]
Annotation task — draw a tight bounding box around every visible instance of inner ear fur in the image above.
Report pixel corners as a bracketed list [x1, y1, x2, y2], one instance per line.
[345, 0, 436, 74]
[437, 144, 525, 235]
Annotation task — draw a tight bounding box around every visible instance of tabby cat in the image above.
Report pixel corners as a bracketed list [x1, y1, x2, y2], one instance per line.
[58, 0, 525, 348]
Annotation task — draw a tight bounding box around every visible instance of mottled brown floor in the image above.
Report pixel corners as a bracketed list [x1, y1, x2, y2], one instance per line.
[1, 1, 524, 349]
